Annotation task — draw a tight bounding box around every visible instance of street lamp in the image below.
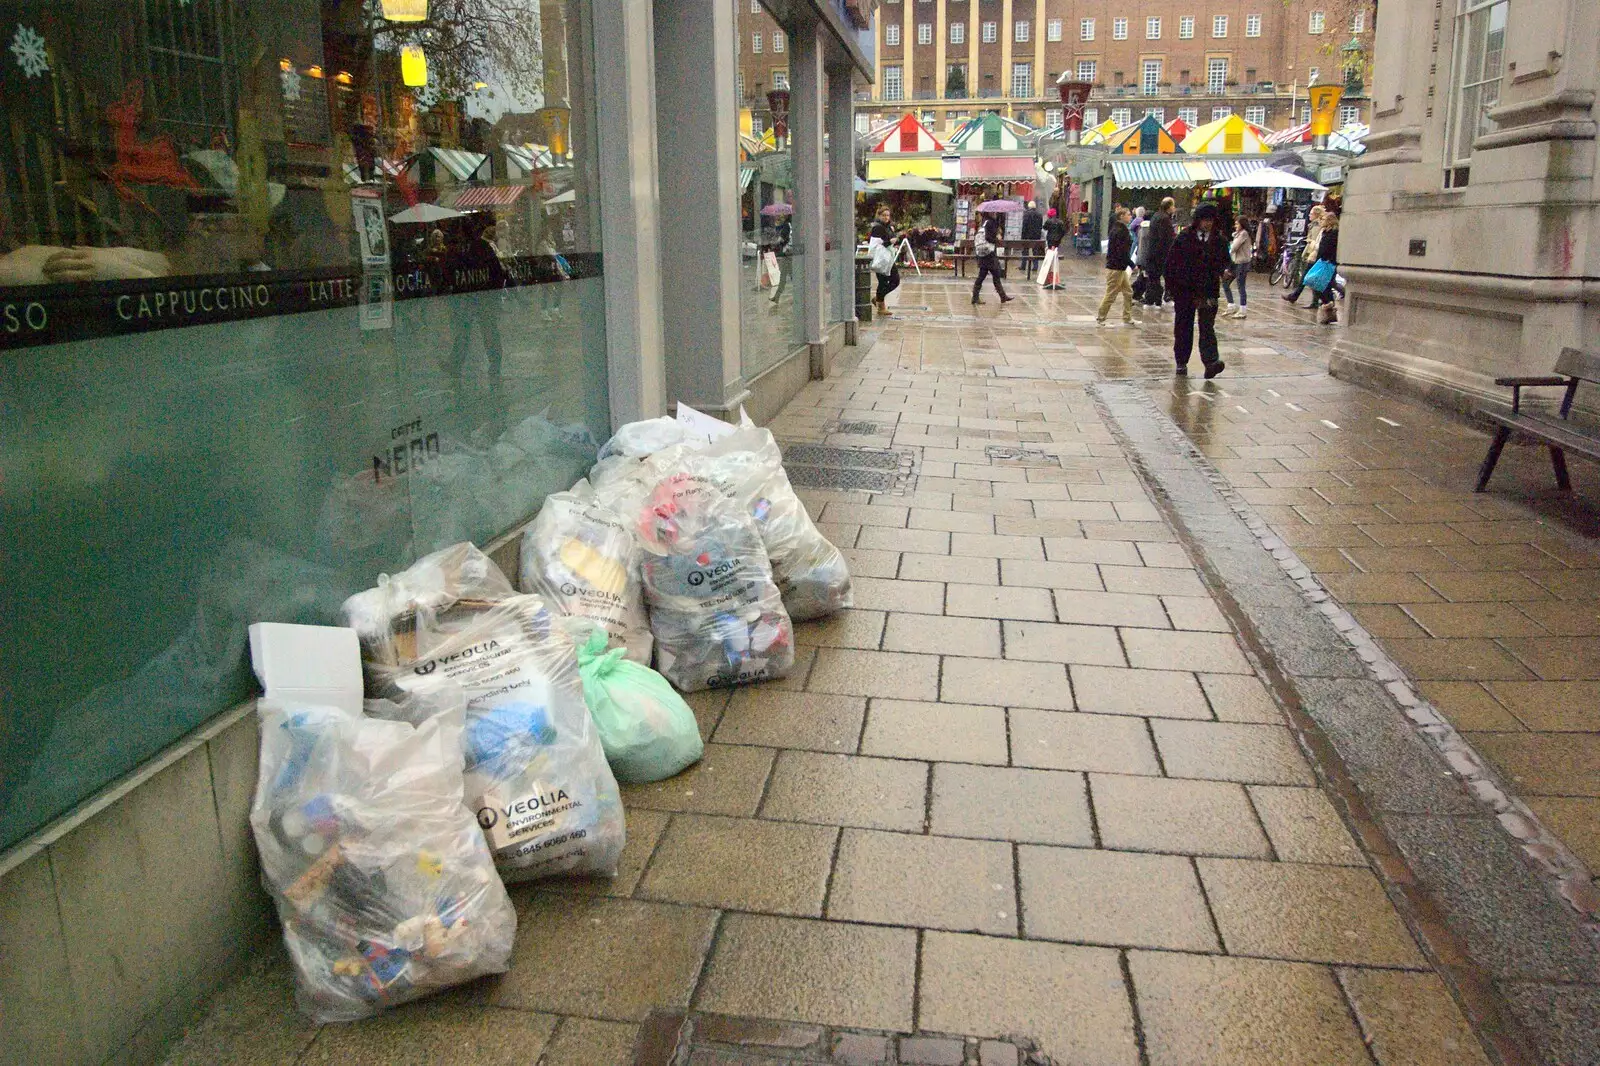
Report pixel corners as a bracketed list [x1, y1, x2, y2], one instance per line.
[767, 89, 790, 150]
[1055, 72, 1094, 146]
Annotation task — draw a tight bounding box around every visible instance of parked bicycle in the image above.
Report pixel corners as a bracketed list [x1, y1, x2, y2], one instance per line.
[1270, 237, 1307, 289]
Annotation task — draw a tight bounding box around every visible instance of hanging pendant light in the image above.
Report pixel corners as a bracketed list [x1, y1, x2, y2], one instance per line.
[381, 0, 428, 22]
[401, 46, 428, 87]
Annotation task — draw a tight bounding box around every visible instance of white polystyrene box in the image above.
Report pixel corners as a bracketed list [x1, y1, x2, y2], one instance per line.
[247, 622, 364, 714]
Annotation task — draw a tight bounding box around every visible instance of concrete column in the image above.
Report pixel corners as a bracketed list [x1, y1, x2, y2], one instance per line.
[902, 1, 914, 102]
[791, 16, 827, 349]
[828, 68, 859, 332]
[1000, 0, 1013, 107]
[934, 0, 947, 106]
[592, 0, 666, 424]
[653, 0, 748, 413]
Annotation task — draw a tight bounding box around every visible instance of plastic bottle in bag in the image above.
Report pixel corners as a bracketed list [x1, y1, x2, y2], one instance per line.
[251, 693, 516, 1022]
[635, 473, 794, 691]
[520, 480, 652, 665]
[342, 544, 625, 883]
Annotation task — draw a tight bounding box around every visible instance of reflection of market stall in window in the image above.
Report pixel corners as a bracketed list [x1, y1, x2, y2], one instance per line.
[0, 0, 597, 345]
[0, 0, 612, 858]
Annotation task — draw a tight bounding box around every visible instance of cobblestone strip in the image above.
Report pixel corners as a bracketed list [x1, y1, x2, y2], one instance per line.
[1092, 380, 1600, 1066]
[633, 1010, 1040, 1066]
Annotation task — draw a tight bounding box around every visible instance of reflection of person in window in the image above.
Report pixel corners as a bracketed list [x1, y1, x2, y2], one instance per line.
[767, 215, 791, 307]
[0, 243, 170, 285]
[446, 218, 507, 396]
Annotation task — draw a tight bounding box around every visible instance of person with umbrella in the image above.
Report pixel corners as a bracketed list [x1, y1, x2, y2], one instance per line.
[763, 202, 793, 307]
[971, 205, 1015, 306]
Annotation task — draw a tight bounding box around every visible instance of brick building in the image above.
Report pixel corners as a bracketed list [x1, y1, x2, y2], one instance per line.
[848, 0, 1375, 137]
[738, 0, 795, 135]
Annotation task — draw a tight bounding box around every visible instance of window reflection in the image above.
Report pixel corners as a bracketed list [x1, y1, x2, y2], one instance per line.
[0, 0, 593, 344]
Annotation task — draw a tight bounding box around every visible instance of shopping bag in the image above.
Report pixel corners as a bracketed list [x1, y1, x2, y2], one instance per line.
[1304, 258, 1335, 293]
[1036, 247, 1058, 286]
[762, 250, 781, 287]
[868, 239, 896, 276]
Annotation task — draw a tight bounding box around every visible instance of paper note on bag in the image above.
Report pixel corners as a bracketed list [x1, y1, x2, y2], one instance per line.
[674, 402, 738, 442]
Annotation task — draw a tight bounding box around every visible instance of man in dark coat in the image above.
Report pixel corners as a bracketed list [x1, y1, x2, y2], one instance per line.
[1019, 200, 1044, 273]
[1137, 197, 1176, 309]
[1163, 201, 1234, 378]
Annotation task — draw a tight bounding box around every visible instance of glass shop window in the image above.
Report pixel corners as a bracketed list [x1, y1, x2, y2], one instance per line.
[0, 0, 610, 852]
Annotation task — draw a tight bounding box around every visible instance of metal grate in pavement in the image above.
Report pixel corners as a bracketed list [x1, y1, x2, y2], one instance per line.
[780, 442, 917, 494]
[829, 420, 883, 435]
[634, 1011, 1044, 1065]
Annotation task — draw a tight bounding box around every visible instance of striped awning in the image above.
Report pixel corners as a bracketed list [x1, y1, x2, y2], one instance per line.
[1203, 158, 1272, 181]
[429, 147, 488, 182]
[740, 165, 756, 190]
[1108, 158, 1197, 188]
[442, 184, 529, 209]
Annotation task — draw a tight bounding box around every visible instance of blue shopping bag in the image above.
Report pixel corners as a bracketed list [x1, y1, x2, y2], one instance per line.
[1304, 258, 1335, 293]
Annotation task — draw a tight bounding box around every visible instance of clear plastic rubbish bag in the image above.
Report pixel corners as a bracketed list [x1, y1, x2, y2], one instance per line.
[635, 473, 794, 691]
[251, 694, 516, 1023]
[591, 420, 853, 622]
[342, 544, 625, 883]
[697, 424, 853, 621]
[520, 480, 652, 665]
[575, 627, 704, 783]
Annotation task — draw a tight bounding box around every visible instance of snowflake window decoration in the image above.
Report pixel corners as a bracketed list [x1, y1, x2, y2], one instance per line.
[280, 66, 302, 102]
[11, 24, 50, 79]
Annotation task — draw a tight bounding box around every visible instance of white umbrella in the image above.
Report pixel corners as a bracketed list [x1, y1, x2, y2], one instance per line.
[868, 174, 954, 195]
[388, 202, 465, 223]
[1210, 169, 1328, 192]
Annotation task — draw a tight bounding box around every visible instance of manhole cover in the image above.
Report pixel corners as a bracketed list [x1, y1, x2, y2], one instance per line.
[780, 442, 917, 495]
[634, 1011, 1047, 1065]
[984, 444, 1058, 465]
[787, 465, 898, 492]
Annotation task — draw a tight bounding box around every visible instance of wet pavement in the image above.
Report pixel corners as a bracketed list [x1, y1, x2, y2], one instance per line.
[165, 259, 1599, 1065]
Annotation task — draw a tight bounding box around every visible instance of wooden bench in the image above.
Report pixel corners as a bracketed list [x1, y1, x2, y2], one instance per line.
[950, 238, 1046, 278]
[1475, 347, 1600, 492]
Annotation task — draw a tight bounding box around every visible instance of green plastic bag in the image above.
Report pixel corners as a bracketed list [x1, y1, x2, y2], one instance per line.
[575, 629, 704, 783]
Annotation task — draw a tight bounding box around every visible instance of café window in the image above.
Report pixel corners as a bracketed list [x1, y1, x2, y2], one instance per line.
[0, 0, 610, 851]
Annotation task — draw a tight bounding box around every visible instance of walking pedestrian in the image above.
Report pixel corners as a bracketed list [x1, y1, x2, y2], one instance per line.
[1138, 197, 1176, 313]
[971, 213, 1014, 305]
[1020, 200, 1044, 274]
[1309, 206, 1341, 324]
[1041, 208, 1068, 289]
[1222, 216, 1254, 319]
[768, 213, 792, 306]
[1095, 206, 1135, 325]
[1164, 202, 1233, 378]
[868, 204, 902, 317]
[1282, 204, 1326, 306]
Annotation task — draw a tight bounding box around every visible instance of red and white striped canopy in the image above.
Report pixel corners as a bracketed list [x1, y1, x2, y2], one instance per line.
[871, 113, 945, 154]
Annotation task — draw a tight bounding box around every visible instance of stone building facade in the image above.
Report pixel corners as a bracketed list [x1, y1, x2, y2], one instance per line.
[852, 0, 1377, 136]
[1332, 0, 1598, 410]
